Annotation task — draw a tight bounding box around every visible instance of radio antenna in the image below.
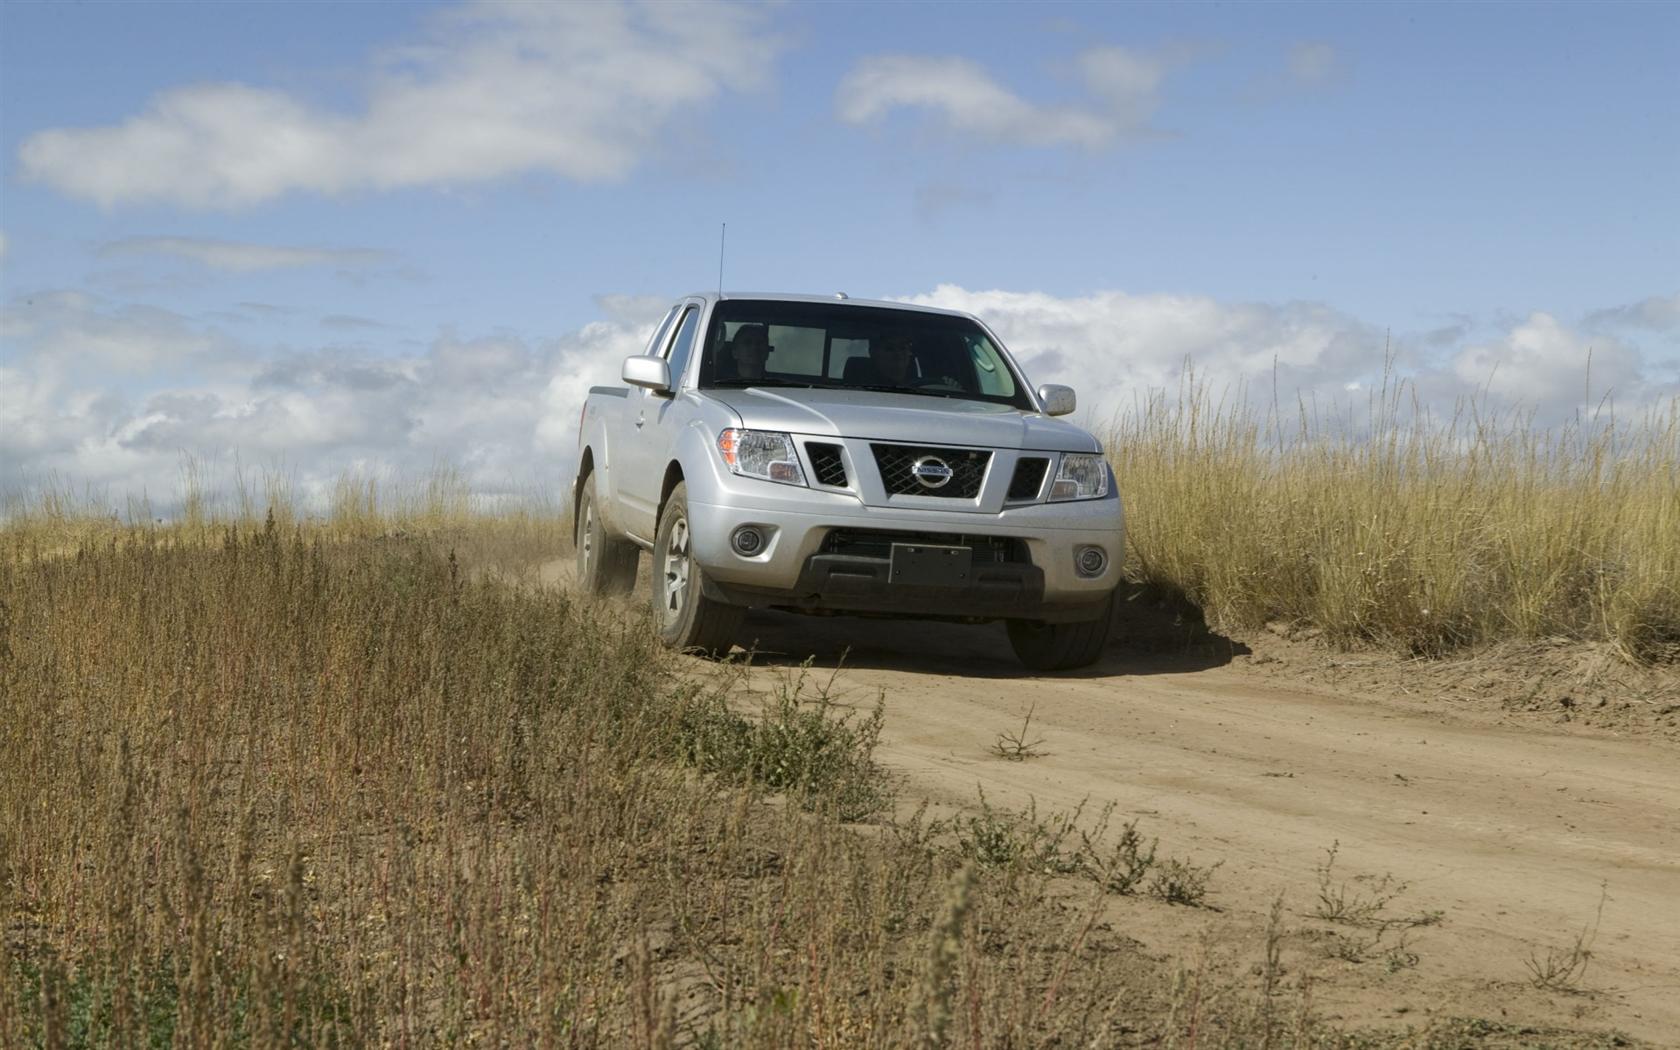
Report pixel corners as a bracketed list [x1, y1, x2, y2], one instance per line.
[717, 222, 727, 297]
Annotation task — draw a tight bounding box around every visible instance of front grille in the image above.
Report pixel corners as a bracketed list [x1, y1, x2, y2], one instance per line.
[806, 442, 848, 487]
[871, 444, 990, 498]
[821, 529, 1030, 565]
[1008, 457, 1049, 500]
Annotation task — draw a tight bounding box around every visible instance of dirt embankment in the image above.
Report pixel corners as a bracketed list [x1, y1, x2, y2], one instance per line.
[724, 606, 1680, 1045]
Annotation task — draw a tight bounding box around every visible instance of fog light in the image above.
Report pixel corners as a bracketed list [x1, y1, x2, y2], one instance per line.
[1076, 546, 1107, 577]
[731, 526, 765, 556]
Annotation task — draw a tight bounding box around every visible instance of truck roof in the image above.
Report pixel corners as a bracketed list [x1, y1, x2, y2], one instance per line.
[679, 291, 977, 320]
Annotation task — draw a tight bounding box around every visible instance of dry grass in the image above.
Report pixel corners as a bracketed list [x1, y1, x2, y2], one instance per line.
[0, 519, 1343, 1048]
[1107, 375, 1680, 662]
[0, 462, 571, 582]
[8, 520, 1639, 1046]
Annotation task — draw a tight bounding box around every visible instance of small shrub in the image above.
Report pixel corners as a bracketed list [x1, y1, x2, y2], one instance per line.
[1148, 857, 1222, 907]
[1525, 884, 1608, 992]
[1079, 814, 1158, 896]
[990, 704, 1046, 762]
[954, 790, 1083, 875]
[677, 661, 889, 820]
[1314, 841, 1408, 927]
[1311, 842, 1443, 967]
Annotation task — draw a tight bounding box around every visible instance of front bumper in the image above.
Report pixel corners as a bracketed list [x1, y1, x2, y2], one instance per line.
[707, 553, 1107, 622]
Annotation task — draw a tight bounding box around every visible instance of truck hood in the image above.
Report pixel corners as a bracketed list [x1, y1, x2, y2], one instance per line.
[703, 387, 1100, 453]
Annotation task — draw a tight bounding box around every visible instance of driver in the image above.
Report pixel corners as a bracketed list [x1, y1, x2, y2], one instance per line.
[730, 324, 771, 380]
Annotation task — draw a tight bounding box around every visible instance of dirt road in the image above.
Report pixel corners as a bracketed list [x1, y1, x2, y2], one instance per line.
[728, 608, 1680, 1044]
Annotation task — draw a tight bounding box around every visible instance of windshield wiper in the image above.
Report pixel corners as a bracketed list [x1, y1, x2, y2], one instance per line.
[710, 378, 819, 388]
[848, 384, 965, 399]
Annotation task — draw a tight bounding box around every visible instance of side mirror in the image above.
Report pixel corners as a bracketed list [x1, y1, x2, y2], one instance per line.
[1037, 384, 1076, 417]
[622, 355, 672, 393]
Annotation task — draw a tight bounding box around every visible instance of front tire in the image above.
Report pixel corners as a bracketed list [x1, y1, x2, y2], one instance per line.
[1007, 592, 1115, 671]
[575, 473, 639, 596]
[653, 482, 743, 656]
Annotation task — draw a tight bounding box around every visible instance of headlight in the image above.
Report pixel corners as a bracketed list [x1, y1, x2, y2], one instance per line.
[1049, 453, 1109, 501]
[717, 429, 806, 486]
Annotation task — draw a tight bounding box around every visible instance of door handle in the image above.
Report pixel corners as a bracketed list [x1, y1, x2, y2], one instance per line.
[634, 412, 646, 429]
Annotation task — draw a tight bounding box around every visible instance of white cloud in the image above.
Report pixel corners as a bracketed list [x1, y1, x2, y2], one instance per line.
[1584, 292, 1680, 333]
[101, 237, 385, 272]
[836, 44, 1180, 149]
[0, 290, 664, 511]
[903, 286, 1677, 426]
[1245, 40, 1347, 102]
[0, 291, 243, 374]
[18, 0, 779, 208]
[1450, 312, 1647, 416]
[836, 56, 1112, 148]
[901, 285, 1380, 415]
[1078, 46, 1173, 131]
[321, 314, 391, 332]
[1287, 42, 1341, 87]
[593, 293, 676, 326]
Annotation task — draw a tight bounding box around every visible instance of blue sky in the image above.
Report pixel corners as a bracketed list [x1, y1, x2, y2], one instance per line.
[2, 0, 1676, 507]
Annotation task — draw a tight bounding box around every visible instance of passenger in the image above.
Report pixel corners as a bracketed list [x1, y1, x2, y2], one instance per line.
[730, 324, 771, 380]
[869, 330, 917, 386]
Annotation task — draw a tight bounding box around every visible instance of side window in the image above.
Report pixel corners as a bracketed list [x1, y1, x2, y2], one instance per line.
[662, 306, 701, 390]
[643, 306, 680, 356]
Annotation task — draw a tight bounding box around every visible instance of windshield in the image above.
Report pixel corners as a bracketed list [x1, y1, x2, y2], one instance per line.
[699, 300, 1034, 409]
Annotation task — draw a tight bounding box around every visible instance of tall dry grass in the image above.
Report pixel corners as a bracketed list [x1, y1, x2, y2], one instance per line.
[1107, 377, 1680, 661]
[2, 525, 674, 1043]
[1, 462, 570, 580]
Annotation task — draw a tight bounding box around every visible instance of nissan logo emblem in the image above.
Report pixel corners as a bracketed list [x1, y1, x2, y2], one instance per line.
[910, 456, 954, 489]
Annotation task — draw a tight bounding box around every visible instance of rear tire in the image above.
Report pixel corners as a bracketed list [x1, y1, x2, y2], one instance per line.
[653, 482, 743, 657]
[575, 474, 638, 596]
[1007, 592, 1115, 671]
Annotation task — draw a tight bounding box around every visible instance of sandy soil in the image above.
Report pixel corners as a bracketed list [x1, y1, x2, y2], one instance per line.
[724, 607, 1680, 1045]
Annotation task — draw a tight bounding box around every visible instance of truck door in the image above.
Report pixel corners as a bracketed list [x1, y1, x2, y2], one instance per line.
[617, 301, 703, 539]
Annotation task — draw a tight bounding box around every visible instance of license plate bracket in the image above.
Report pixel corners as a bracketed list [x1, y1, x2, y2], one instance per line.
[888, 543, 972, 587]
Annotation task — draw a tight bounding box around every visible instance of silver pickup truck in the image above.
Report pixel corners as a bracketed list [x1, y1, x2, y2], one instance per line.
[572, 292, 1125, 670]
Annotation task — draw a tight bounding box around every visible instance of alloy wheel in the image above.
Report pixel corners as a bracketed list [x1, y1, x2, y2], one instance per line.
[579, 500, 594, 574]
[661, 517, 690, 624]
